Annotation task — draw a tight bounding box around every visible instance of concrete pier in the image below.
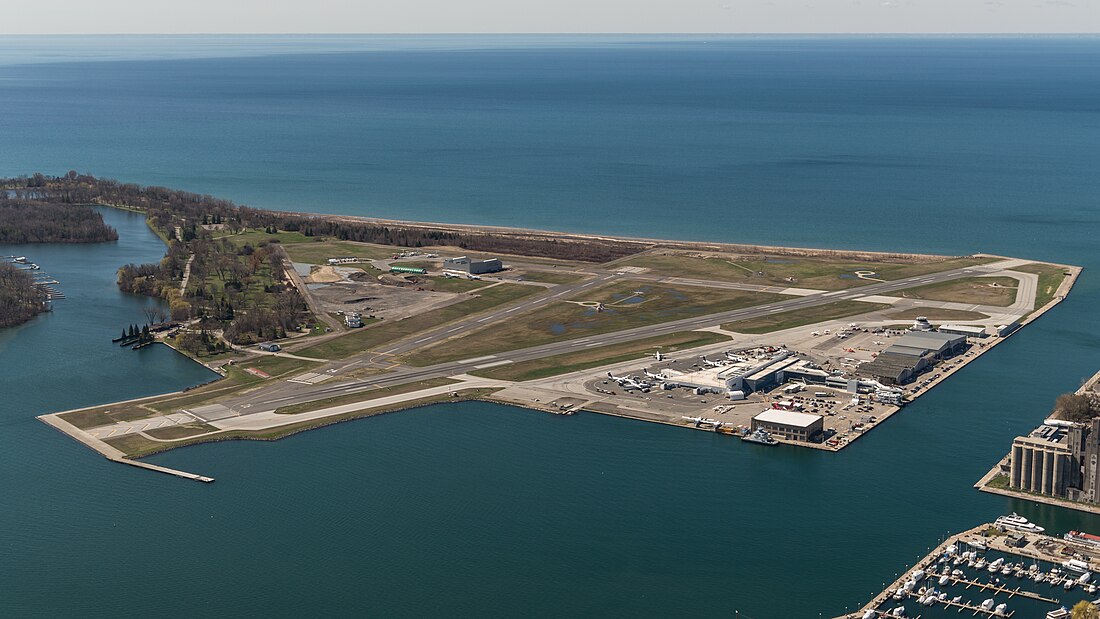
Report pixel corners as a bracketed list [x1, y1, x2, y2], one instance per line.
[38, 413, 214, 483]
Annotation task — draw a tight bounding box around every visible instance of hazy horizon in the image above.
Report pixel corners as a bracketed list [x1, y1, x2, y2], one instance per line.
[3, 0, 1097, 36]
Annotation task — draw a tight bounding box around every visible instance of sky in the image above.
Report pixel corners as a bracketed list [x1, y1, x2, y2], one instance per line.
[1, 0, 1097, 34]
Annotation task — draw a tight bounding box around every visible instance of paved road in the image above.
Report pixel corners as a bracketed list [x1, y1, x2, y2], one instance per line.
[187, 258, 1023, 422]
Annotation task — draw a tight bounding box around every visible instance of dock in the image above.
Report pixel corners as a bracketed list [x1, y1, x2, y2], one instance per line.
[926, 569, 1060, 604]
[899, 590, 1015, 617]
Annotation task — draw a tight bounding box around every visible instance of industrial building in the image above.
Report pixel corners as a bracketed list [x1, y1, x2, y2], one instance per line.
[1004, 418, 1100, 504]
[751, 409, 824, 442]
[939, 324, 989, 338]
[1009, 426, 1081, 497]
[443, 256, 503, 275]
[861, 331, 967, 385]
[344, 312, 363, 328]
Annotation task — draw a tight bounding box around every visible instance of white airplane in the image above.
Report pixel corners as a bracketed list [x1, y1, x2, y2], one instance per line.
[811, 331, 820, 336]
[724, 351, 746, 362]
[653, 349, 665, 362]
[700, 356, 723, 368]
[606, 372, 650, 391]
[643, 369, 665, 381]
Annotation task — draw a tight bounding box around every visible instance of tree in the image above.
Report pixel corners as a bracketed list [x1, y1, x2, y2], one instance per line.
[1056, 393, 1099, 423]
[1072, 600, 1098, 619]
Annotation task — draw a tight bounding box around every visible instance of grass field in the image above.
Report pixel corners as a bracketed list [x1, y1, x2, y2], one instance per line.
[886, 308, 991, 321]
[282, 240, 400, 264]
[403, 280, 788, 366]
[1011, 263, 1070, 310]
[294, 283, 539, 359]
[274, 378, 457, 414]
[145, 423, 218, 439]
[721, 300, 890, 334]
[889, 276, 1018, 306]
[59, 354, 321, 429]
[423, 276, 491, 293]
[519, 270, 588, 285]
[221, 229, 317, 246]
[613, 252, 995, 291]
[470, 331, 731, 381]
[101, 387, 502, 458]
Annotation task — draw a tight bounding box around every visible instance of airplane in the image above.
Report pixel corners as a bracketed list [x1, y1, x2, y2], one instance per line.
[724, 351, 746, 362]
[811, 331, 820, 336]
[607, 372, 651, 391]
[653, 349, 665, 362]
[643, 369, 665, 381]
[700, 356, 724, 368]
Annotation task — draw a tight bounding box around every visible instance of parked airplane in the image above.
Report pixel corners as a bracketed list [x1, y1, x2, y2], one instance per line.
[700, 356, 724, 368]
[643, 369, 665, 381]
[653, 349, 665, 362]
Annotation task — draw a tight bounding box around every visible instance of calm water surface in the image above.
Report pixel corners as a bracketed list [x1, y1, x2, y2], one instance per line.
[1, 36, 1099, 617]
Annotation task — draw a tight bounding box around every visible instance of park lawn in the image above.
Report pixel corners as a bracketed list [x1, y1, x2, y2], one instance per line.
[403, 280, 788, 366]
[722, 301, 891, 334]
[283, 240, 398, 264]
[294, 283, 539, 359]
[613, 252, 996, 291]
[886, 308, 991, 321]
[471, 331, 731, 382]
[103, 387, 503, 458]
[1011, 263, 1071, 310]
[888, 276, 1019, 307]
[519, 270, 588, 285]
[274, 378, 457, 414]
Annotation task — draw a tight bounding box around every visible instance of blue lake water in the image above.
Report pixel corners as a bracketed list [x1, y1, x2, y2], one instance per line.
[1, 35, 1099, 617]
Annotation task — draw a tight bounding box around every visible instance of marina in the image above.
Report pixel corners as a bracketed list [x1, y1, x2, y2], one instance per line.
[839, 520, 1100, 619]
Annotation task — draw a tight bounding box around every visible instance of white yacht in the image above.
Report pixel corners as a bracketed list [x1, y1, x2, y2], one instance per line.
[995, 513, 1045, 533]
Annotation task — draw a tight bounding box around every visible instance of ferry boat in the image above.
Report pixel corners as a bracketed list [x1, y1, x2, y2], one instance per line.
[994, 513, 1045, 533]
[1065, 530, 1100, 549]
[1063, 558, 1090, 573]
[741, 429, 778, 445]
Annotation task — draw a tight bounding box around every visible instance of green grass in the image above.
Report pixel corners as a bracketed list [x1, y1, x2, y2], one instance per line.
[886, 308, 991, 321]
[424, 276, 491, 293]
[519, 270, 588, 285]
[471, 331, 731, 381]
[404, 280, 788, 366]
[282, 240, 398, 264]
[274, 378, 457, 414]
[1012, 263, 1071, 310]
[614, 253, 996, 291]
[722, 300, 890, 334]
[888, 276, 1019, 307]
[985, 474, 1010, 490]
[395, 260, 437, 270]
[222, 229, 316, 246]
[102, 387, 502, 458]
[294, 283, 539, 360]
[145, 423, 218, 439]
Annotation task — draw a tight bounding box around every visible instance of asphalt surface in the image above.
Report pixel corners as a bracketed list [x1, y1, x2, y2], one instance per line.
[192, 259, 1020, 421]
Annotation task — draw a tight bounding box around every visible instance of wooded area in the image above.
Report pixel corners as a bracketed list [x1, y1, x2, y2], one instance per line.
[0, 263, 48, 328]
[0, 172, 643, 262]
[0, 200, 118, 244]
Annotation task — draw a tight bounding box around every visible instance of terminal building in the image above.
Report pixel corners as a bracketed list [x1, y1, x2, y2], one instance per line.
[751, 409, 824, 442]
[443, 256, 503, 275]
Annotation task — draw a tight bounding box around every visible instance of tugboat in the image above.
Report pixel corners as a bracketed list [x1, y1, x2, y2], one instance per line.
[741, 428, 779, 445]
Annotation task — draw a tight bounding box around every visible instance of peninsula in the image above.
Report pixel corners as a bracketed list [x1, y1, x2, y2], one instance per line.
[16, 174, 1080, 480]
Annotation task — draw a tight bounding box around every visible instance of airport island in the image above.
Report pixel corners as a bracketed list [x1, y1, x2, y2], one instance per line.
[5, 174, 1081, 481]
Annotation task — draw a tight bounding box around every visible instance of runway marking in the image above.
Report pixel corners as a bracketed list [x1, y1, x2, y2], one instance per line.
[476, 316, 493, 323]
[446, 326, 463, 333]
[473, 360, 514, 369]
[380, 347, 399, 355]
[822, 291, 844, 297]
[584, 342, 601, 347]
[458, 355, 497, 364]
[503, 307, 521, 313]
[413, 337, 431, 344]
